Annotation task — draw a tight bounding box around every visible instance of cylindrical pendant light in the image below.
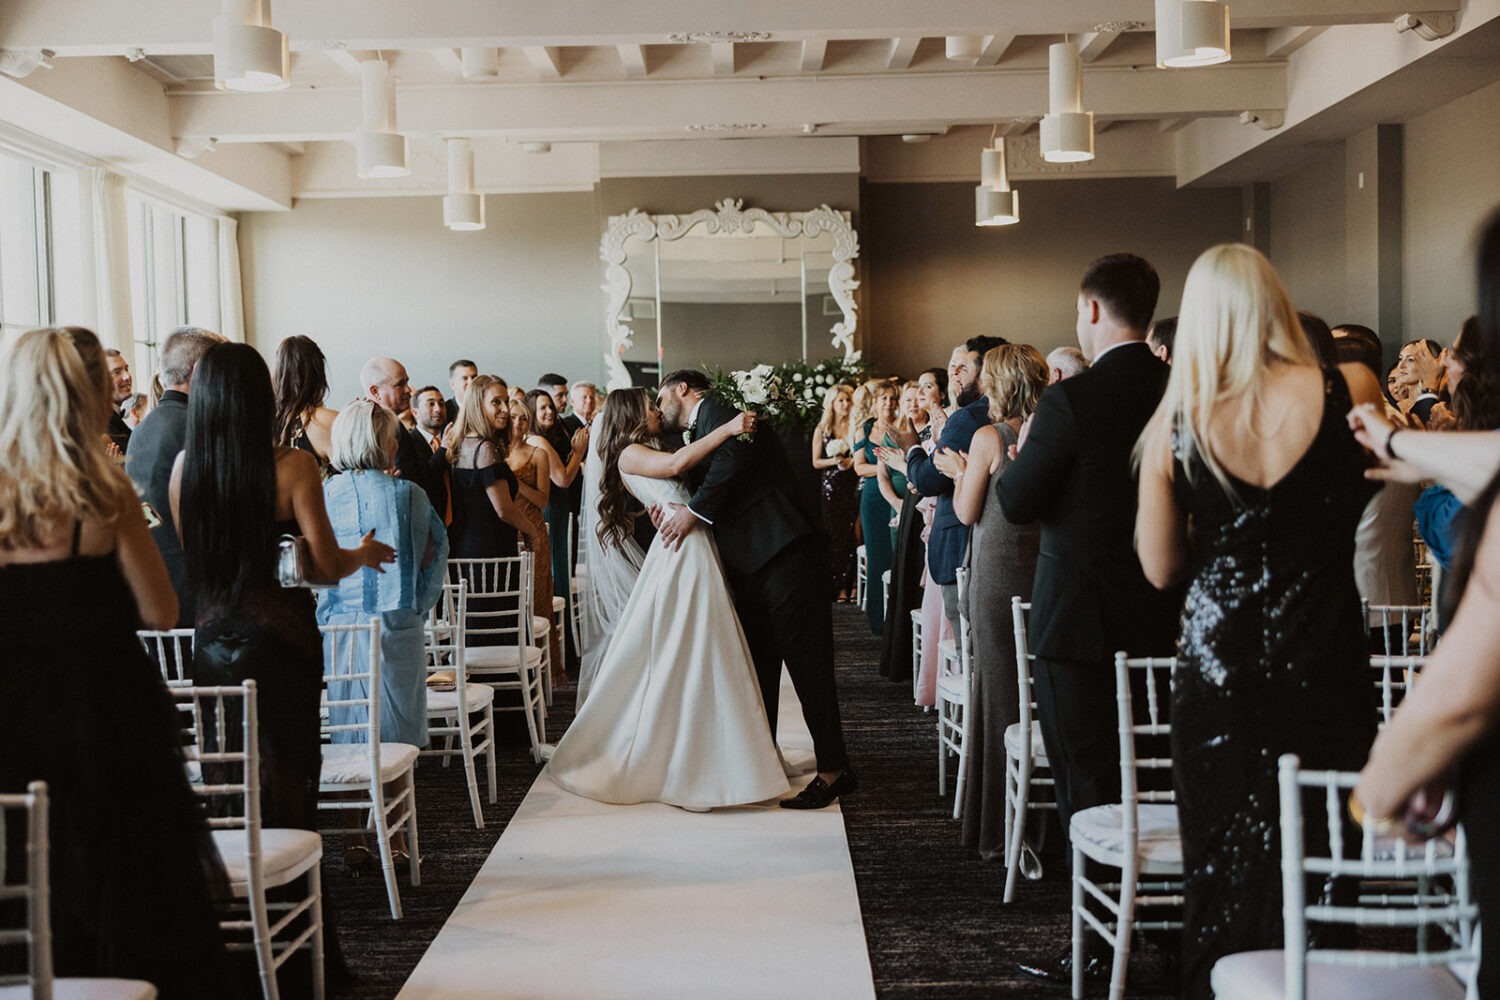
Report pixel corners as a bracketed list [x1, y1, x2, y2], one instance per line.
[213, 0, 289, 92]
[946, 36, 983, 61]
[976, 138, 1019, 227]
[1039, 41, 1094, 163]
[355, 59, 409, 179]
[442, 139, 485, 231]
[1156, 0, 1231, 68]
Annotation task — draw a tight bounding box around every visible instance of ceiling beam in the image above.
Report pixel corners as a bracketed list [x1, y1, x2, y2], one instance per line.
[1264, 26, 1329, 58]
[428, 47, 463, 75]
[170, 61, 1287, 143]
[617, 44, 648, 77]
[800, 38, 827, 73]
[323, 48, 376, 75]
[523, 45, 562, 79]
[709, 41, 735, 76]
[972, 33, 1017, 66]
[1, 0, 1460, 55]
[886, 37, 921, 70]
[1075, 29, 1123, 63]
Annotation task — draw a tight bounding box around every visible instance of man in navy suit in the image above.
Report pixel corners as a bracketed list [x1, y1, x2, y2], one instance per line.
[905, 334, 1008, 637]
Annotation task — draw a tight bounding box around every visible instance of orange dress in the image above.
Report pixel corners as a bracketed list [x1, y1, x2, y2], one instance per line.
[511, 453, 564, 683]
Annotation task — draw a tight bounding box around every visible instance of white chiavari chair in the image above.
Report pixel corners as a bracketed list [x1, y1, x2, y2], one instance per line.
[422, 581, 497, 829]
[0, 782, 159, 1000]
[318, 619, 421, 920]
[176, 682, 325, 1000]
[1003, 596, 1054, 903]
[1070, 653, 1183, 1000]
[137, 628, 195, 685]
[447, 556, 547, 762]
[1211, 755, 1478, 1000]
[936, 566, 973, 819]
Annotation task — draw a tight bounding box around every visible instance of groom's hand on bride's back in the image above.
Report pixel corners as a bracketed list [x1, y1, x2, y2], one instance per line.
[657, 503, 700, 551]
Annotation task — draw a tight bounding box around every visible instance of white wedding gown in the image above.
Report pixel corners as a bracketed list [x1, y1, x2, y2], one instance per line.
[546, 472, 792, 810]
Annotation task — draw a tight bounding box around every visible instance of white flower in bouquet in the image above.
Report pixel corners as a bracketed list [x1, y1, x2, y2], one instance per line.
[793, 372, 804, 382]
[826, 438, 851, 458]
[733, 363, 776, 405]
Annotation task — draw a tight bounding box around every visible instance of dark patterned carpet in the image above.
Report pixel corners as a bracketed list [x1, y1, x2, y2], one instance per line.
[324, 605, 1177, 999]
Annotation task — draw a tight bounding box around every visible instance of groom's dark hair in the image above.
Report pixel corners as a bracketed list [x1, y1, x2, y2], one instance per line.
[660, 368, 711, 394]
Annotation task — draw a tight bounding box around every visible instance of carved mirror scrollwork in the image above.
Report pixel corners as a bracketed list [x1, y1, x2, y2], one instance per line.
[600, 198, 860, 390]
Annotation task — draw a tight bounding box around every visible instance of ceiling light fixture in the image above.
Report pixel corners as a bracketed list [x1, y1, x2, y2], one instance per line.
[442, 139, 485, 231]
[1039, 40, 1094, 163]
[355, 59, 409, 178]
[0, 48, 55, 79]
[976, 131, 1019, 227]
[1155, 0, 1231, 68]
[212, 0, 289, 91]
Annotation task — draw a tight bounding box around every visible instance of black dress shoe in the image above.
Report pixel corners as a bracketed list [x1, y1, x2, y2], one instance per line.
[780, 769, 858, 809]
[1016, 946, 1110, 988]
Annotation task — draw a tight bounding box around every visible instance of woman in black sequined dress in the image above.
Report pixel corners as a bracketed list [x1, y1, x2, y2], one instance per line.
[1136, 244, 1383, 997]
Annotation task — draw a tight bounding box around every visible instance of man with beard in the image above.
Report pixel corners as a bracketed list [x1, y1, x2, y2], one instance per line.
[904, 334, 1007, 636]
[105, 348, 134, 452]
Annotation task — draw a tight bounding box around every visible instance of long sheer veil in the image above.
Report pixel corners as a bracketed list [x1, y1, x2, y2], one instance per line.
[575, 410, 645, 704]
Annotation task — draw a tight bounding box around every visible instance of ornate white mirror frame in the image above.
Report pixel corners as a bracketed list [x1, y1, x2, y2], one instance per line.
[599, 198, 860, 390]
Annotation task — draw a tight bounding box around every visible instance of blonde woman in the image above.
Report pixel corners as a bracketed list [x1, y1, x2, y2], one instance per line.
[853, 380, 915, 634]
[507, 397, 562, 681]
[811, 384, 858, 602]
[0, 327, 234, 995]
[1134, 244, 1383, 997]
[933, 344, 1048, 860]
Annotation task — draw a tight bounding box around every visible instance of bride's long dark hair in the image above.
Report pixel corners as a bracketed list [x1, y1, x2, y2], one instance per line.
[595, 388, 657, 550]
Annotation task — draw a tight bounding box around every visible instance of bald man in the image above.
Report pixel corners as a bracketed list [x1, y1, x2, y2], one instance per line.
[363, 356, 445, 513]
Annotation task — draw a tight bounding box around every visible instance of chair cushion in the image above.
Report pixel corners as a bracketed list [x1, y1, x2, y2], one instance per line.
[1070, 802, 1183, 874]
[212, 828, 322, 888]
[551, 596, 566, 613]
[465, 644, 545, 670]
[1211, 949, 1467, 1000]
[936, 674, 967, 701]
[1003, 721, 1049, 766]
[427, 684, 495, 713]
[0, 981, 159, 1000]
[320, 742, 420, 784]
[532, 615, 552, 637]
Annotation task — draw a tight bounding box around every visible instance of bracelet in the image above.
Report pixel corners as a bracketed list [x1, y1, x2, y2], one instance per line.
[1384, 428, 1401, 461]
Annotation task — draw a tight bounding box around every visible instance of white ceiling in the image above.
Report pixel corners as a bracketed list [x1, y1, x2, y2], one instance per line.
[0, 0, 1495, 211]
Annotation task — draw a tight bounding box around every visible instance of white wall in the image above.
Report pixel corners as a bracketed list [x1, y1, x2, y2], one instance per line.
[1403, 77, 1500, 345]
[238, 191, 604, 403]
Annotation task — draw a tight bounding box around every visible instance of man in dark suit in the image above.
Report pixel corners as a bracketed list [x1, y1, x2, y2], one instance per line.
[996, 254, 1181, 982]
[412, 385, 452, 524]
[559, 381, 596, 564]
[363, 357, 445, 515]
[105, 348, 134, 452]
[905, 334, 1007, 636]
[655, 368, 854, 809]
[444, 358, 477, 426]
[126, 326, 225, 627]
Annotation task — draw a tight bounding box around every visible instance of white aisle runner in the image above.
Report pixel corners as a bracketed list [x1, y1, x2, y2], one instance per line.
[397, 671, 875, 1000]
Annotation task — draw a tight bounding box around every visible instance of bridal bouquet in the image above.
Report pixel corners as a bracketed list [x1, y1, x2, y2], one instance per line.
[825, 438, 852, 458]
[706, 363, 790, 440]
[703, 352, 868, 438]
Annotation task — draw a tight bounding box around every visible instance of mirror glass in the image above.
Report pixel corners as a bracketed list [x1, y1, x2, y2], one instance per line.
[602, 202, 858, 390]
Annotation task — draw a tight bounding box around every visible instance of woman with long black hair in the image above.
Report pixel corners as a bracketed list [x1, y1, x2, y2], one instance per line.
[272, 334, 339, 475]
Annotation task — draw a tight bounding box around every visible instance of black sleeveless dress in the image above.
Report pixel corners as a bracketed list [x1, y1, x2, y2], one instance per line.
[0, 526, 235, 997]
[1170, 369, 1378, 997]
[193, 518, 323, 831]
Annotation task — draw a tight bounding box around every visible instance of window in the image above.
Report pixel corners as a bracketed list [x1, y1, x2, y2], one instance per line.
[0, 153, 54, 330]
[127, 195, 222, 383]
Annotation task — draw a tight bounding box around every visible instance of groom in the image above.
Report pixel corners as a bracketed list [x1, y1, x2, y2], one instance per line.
[654, 369, 856, 809]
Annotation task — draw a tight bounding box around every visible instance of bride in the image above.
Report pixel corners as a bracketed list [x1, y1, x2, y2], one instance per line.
[546, 388, 791, 810]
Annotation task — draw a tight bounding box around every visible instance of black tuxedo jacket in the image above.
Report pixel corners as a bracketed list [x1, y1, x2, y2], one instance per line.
[685, 396, 820, 575]
[125, 390, 192, 626]
[396, 424, 446, 517]
[996, 341, 1180, 662]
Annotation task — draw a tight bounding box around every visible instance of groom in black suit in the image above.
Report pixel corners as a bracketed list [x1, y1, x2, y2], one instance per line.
[655, 369, 855, 809]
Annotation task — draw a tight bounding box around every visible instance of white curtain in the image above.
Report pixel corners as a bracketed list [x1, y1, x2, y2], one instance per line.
[89, 168, 133, 351]
[217, 215, 245, 342]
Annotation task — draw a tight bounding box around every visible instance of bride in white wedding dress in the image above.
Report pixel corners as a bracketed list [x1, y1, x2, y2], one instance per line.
[546, 388, 792, 810]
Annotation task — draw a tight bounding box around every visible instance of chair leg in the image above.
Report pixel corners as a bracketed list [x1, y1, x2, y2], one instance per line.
[1110, 861, 1137, 1000]
[1072, 844, 1086, 1000]
[459, 712, 484, 829]
[250, 879, 280, 1000]
[952, 707, 970, 821]
[405, 773, 422, 888]
[483, 703, 498, 804]
[310, 863, 326, 1000]
[370, 794, 403, 920]
[937, 714, 948, 796]
[1003, 759, 1024, 904]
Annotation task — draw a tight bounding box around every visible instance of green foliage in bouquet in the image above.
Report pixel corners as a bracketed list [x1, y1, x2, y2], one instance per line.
[702, 353, 868, 437]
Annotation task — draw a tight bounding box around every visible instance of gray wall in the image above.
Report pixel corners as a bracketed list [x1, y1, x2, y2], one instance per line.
[1268, 145, 1347, 324]
[859, 177, 1243, 377]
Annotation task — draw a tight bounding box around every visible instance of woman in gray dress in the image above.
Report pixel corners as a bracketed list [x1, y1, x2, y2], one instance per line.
[934, 344, 1049, 859]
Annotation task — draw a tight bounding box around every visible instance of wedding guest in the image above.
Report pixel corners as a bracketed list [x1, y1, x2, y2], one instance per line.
[509, 397, 563, 683]
[934, 343, 1048, 861]
[537, 373, 569, 417]
[1136, 244, 1382, 997]
[105, 347, 134, 451]
[527, 388, 589, 667]
[1352, 211, 1500, 1000]
[562, 381, 598, 436]
[121, 391, 149, 429]
[273, 334, 338, 475]
[1047, 346, 1090, 382]
[445, 358, 478, 425]
[1333, 326, 1421, 649]
[126, 325, 225, 627]
[1146, 316, 1176, 364]
[916, 367, 949, 441]
[318, 399, 448, 750]
[811, 383, 859, 602]
[1394, 338, 1446, 425]
[998, 255, 1175, 987]
[413, 385, 449, 451]
[0, 326, 236, 998]
[854, 380, 911, 634]
[901, 380, 930, 439]
[362, 355, 445, 515]
[875, 387, 922, 681]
